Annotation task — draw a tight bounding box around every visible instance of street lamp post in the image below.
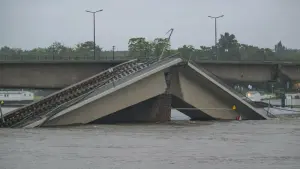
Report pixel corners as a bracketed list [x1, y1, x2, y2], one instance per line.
[112, 45, 115, 60]
[86, 9, 103, 60]
[208, 15, 224, 60]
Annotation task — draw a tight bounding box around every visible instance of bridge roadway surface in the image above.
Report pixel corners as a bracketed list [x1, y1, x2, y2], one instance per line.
[1, 59, 300, 89]
[0, 56, 270, 128]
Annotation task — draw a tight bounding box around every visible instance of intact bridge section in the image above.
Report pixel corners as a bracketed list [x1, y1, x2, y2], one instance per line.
[3, 60, 300, 89]
[0, 62, 117, 89]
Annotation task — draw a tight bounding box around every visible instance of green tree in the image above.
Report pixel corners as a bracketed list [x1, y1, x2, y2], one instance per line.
[217, 32, 240, 60]
[0, 46, 22, 56]
[152, 38, 170, 57]
[48, 42, 68, 56]
[239, 44, 267, 61]
[128, 37, 152, 57]
[199, 46, 214, 60]
[0, 46, 11, 52]
[75, 41, 102, 57]
[275, 41, 286, 55]
[177, 45, 194, 60]
[76, 41, 101, 51]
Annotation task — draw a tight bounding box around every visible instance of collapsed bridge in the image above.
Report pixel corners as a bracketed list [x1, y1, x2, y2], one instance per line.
[0, 56, 270, 128]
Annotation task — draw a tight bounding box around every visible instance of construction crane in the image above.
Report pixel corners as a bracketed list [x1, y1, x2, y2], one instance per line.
[159, 28, 174, 61]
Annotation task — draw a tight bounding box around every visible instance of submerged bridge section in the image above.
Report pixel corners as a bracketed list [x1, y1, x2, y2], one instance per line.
[43, 57, 182, 127]
[170, 61, 269, 120]
[0, 56, 270, 128]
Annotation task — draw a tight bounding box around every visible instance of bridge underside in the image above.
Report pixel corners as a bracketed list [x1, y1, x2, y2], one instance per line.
[281, 66, 300, 81]
[171, 95, 215, 121]
[42, 70, 170, 127]
[200, 64, 274, 82]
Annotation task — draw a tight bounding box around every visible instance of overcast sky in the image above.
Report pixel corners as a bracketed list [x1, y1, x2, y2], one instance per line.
[0, 0, 299, 50]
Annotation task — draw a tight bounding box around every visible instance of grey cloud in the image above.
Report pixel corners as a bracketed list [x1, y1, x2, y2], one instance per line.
[0, 0, 299, 50]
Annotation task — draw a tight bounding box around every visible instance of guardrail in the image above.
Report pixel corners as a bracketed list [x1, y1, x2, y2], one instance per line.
[0, 55, 134, 62]
[1, 53, 300, 64]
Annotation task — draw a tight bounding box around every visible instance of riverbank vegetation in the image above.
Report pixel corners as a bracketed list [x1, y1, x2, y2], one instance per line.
[1, 32, 299, 61]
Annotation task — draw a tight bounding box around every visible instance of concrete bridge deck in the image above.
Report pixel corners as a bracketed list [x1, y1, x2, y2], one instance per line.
[0, 56, 272, 128]
[170, 62, 269, 120]
[44, 58, 182, 127]
[1, 58, 152, 127]
[1, 59, 300, 89]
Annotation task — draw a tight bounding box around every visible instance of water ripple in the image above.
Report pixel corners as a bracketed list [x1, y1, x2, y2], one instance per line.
[0, 119, 300, 169]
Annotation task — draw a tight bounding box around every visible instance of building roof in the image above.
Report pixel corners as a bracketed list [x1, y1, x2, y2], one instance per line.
[0, 91, 33, 95]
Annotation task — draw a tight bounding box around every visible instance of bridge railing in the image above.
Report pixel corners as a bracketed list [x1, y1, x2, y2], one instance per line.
[1, 52, 300, 63]
[0, 54, 136, 62]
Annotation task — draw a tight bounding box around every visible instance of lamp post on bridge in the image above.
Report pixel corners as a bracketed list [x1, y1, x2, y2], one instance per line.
[208, 15, 224, 60]
[112, 45, 115, 60]
[85, 9, 103, 60]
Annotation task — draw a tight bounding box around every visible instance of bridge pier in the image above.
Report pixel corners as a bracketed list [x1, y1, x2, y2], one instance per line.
[89, 94, 171, 124]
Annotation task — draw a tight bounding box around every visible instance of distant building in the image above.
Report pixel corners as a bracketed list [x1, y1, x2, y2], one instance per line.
[0, 91, 34, 105]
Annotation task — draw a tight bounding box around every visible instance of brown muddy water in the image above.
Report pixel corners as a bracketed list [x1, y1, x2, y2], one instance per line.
[0, 116, 300, 169]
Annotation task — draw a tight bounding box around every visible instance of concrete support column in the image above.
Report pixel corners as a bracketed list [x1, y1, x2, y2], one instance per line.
[152, 70, 173, 122]
[87, 94, 171, 124]
[152, 93, 171, 122]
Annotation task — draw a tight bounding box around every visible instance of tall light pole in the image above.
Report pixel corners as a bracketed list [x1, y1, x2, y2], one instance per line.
[86, 9, 103, 60]
[208, 15, 224, 60]
[112, 45, 115, 60]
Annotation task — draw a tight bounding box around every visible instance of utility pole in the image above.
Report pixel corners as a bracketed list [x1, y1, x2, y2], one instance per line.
[112, 45, 115, 60]
[208, 15, 224, 60]
[0, 101, 4, 124]
[86, 9, 103, 60]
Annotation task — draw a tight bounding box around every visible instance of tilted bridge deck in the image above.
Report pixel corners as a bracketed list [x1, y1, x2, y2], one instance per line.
[0, 56, 183, 128]
[0, 57, 164, 127]
[186, 61, 270, 119]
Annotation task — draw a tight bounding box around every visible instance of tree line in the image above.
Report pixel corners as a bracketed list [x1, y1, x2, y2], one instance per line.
[1, 32, 299, 61]
[128, 32, 300, 61]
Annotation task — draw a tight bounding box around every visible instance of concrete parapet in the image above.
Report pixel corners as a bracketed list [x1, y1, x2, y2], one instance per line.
[2, 61, 294, 89]
[0, 63, 116, 89]
[200, 64, 274, 82]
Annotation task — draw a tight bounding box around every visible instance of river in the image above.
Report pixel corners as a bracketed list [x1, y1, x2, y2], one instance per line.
[0, 112, 299, 169]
